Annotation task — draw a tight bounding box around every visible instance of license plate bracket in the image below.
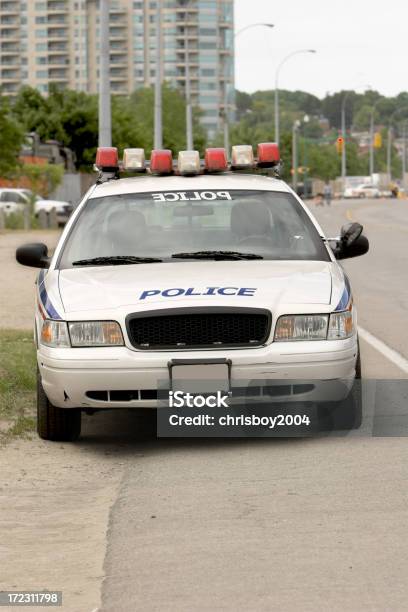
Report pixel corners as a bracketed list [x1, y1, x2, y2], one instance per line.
[168, 358, 232, 395]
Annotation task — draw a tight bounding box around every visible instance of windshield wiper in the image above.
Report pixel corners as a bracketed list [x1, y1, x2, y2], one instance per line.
[72, 255, 162, 266]
[171, 250, 263, 260]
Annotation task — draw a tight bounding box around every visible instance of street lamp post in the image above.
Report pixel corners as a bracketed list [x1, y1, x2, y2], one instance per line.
[154, 0, 162, 149]
[387, 126, 393, 181]
[386, 107, 408, 181]
[302, 114, 310, 197]
[224, 23, 275, 153]
[98, 0, 112, 147]
[369, 99, 381, 177]
[340, 91, 351, 194]
[185, 2, 193, 150]
[292, 120, 300, 192]
[292, 116, 309, 195]
[402, 122, 407, 188]
[274, 49, 316, 146]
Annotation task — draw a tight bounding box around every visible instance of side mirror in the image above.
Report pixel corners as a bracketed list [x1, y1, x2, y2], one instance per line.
[330, 223, 369, 259]
[16, 243, 50, 268]
[341, 222, 363, 246]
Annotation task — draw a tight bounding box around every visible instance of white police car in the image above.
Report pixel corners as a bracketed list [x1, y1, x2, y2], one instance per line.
[16, 143, 369, 440]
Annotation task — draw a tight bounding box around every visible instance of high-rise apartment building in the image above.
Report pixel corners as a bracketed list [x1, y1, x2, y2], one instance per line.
[0, 0, 234, 137]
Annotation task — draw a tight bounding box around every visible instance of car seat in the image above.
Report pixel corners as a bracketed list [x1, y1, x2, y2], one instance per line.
[106, 209, 147, 254]
[230, 200, 274, 249]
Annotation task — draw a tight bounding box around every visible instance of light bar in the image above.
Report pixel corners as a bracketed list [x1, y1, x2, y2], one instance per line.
[205, 148, 228, 172]
[150, 149, 173, 175]
[231, 145, 254, 169]
[123, 148, 145, 171]
[95, 147, 119, 170]
[257, 142, 280, 167]
[178, 150, 200, 175]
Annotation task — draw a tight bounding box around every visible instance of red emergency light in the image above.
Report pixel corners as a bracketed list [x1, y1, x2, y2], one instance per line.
[257, 143, 280, 167]
[205, 148, 228, 172]
[150, 149, 173, 175]
[95, 147, 119, 170]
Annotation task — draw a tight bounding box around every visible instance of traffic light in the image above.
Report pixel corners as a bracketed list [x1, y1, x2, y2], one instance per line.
[374, 132, 382, 148]
[336, 136, 344, 154]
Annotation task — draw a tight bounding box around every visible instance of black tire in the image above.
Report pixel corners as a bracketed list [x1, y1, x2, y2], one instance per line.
[37, 369, 81, 441]
[317, 346, 362, 431]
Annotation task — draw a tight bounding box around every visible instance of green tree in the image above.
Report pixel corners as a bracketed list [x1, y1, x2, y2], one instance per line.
[0, 96, 24, 176]
[130, 83, 206, 155]
[12, 86, 63, 141]
[301, 141, 341, 181]
[18, 162, 64, 198]
[11, 83, 207, 171]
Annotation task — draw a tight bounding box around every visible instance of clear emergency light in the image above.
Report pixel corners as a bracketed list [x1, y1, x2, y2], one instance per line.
[231, 145, 255, 169]
[122, 148, 145, 171]
[178, 150, 201, 175]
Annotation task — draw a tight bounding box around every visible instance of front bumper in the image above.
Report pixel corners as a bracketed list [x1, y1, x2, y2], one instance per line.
[38, 336, 358, 409]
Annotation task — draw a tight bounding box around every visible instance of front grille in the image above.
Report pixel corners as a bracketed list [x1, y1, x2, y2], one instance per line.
[126, 308, 271, 350]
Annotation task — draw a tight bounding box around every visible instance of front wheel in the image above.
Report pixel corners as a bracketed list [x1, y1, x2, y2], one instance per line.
[317, 349, 362, 431]
[37, 370, 81, 441]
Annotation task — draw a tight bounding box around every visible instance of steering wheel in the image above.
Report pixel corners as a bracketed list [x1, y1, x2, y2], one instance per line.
[237, 235, 274, 249]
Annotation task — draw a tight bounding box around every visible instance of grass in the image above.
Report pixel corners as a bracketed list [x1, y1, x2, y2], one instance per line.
[3, 212, 41, 230]
[0, 329, 36, 442]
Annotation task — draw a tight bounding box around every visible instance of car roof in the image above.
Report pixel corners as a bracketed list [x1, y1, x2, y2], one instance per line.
[89, 172, 292, 199]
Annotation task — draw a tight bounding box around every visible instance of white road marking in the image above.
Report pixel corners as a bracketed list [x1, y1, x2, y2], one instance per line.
[358, 326, 408, 374]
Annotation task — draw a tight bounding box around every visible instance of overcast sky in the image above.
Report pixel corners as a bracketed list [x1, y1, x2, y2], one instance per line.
[234, 0, 406, 98]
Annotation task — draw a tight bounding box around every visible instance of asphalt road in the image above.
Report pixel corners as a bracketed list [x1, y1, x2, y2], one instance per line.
[312, 196, 408, 360]
[95, 197, 408, 611]
[2, 198, 408, 611]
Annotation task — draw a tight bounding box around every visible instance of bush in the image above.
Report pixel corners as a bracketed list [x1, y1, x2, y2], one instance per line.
[4, 212, 40, 230]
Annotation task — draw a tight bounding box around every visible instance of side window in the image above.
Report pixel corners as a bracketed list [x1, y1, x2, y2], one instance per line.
[16, 193, 28, 204]
[3, 192, 27, 203]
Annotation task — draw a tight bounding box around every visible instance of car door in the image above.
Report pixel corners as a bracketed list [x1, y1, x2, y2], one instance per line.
[1, 191, 27, 214]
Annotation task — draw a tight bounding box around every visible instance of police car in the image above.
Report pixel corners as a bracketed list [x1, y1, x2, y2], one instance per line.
[16, 143, 369, 441]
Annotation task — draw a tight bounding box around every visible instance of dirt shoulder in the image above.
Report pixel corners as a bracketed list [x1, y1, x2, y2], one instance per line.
[0, 229, 122, 612]
[0, 434, 124, 612]
[0, 230, 61, 330]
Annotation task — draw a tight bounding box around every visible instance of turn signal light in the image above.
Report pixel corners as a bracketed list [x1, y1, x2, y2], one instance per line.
[95, 147, 119, 170]
[150, 149, 173, 175]
[205, 148, 228, 172]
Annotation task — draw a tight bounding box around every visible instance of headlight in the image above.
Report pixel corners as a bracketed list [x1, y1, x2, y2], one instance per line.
[68, 321, 124, 347]
[275, 307, 355, 342]
[327, 309, 354, 340]
[274, 315, 329, 341]
[41, 320, 70, 347]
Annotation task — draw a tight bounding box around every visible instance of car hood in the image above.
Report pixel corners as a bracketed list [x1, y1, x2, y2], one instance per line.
[58, 260, 333, 315]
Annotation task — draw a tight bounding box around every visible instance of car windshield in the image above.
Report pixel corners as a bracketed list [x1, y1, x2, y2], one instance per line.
[58, 189, 329, 268]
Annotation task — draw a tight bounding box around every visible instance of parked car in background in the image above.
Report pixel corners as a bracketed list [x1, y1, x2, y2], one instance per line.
[0, 188, 73, 226]
[344, 184, 380, 199]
